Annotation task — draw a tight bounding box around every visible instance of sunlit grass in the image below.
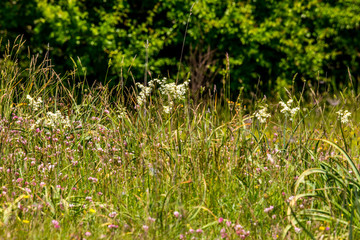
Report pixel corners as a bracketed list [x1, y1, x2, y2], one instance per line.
[1, 39, 360, 239]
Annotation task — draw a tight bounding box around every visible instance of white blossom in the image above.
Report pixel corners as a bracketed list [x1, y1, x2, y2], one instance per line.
[135, 83, 152, 106]
[279, 99, 300, 121]
[254, 106, 271, 123]
[336, 109, 351, 124]
[135, 78, 190, 114]
[117, 106, 128, 119]
[27, 95, 43, 111]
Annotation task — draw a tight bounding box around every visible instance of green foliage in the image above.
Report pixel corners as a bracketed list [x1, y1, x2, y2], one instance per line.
[1, 0, 360, 96]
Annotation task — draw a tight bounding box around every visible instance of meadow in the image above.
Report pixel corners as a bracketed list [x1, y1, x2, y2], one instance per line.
[1, 40, 360, 240]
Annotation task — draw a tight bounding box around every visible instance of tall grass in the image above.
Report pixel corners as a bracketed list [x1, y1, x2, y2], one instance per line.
[0, 39, 359, 240]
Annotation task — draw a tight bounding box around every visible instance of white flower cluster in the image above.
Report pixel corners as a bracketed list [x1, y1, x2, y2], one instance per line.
[336, 109, 351, 124]
[117, 106, 128, 119]
[155, 78, 190, 101]
[26, 95, 43, 111]
[162, 101, 174, 114]
[31, 110, 71, 130]
[156, 78, 190, 113]
[44, 110, 71, 128]
[135, 83, 152, 106]
[254, 106, 271, 123]
[279, 99, 300, 122]
[136, 78, 190, 113]
[27, 95, 71, 130]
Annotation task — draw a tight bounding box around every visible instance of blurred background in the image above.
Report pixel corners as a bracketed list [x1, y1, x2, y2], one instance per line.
[1, 0, 360, 99]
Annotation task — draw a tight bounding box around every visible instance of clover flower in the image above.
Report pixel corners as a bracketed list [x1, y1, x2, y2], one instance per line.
[264, 205, 274, 213]
[51, 220, 60, 229]
[109, 212, 117, 218]
[336, 109, 351, 124]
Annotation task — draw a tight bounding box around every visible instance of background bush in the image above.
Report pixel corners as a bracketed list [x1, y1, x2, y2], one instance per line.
[1, 0, 360, 97]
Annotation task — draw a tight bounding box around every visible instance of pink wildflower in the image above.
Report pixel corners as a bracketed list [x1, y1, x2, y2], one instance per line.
[16, 178, 24, 183]
[108, 224, 118, 229]
[109, 212, 117, 218]
[264, 205, 274, 213]
[52, 220, 60, 229]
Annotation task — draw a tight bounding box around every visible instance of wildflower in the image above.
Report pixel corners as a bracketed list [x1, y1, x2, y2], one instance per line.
[234, 224, 243, 231]
[264, 205, 274, 213]
[189, 228, 195, 233]
[163, 105, 172, 114]
[16, 178, 24, 183]
[196, 229, 203, 233]
[108, 211, 117, 217]
[336, 109, 351, 124]
[22, 220, 30, 224]
[44, 111, 71, 128]
[156, 78, 190, 101]
[117, 106, 128, 119]
[26, 95, 43, 111]
[88, 177, 98, 183]
[294, 227, 301, 233]
[148, 217, 156, 222]
[254, 106, 271, 123]
[89, 208, 96, 214]
[135, 83, 152, 106]
[218, 217, 224, 223]
[279, 99, 300, 121]
[174, 211, 180, 218]
[85, 196, 92, 202]
[51, 220, 60, 229]
[220, 228, 227, 238]
[143, 225, 149, 232]
[108, 224, 118, 229]
[85, 232, 91, 236]
[226, 221, 231, 227]
[287, 196, 295, 202]
[267, 153, 275, 164]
